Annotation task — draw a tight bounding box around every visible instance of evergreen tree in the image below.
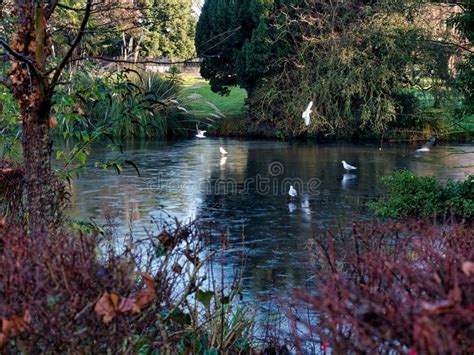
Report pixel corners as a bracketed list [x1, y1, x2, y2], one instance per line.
[144, 0, 196, 60]
[195, 0, 272, 95]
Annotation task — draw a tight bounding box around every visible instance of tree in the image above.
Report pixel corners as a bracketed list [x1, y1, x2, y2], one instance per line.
[0, 0, 143, 233]
[143, 0, 196, 60]
[450, 2, 473, 114]
[195, 0, 271, 95]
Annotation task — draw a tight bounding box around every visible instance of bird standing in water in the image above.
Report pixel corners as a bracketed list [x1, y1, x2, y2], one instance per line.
[341, 160, 357, 173]
[288, 185, 297, 200]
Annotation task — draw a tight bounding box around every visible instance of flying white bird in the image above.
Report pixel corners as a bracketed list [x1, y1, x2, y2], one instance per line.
[341, 160, 357, 172]
[195, 124, 206, 139]
[219, 147, 227, 155]
[288, 185, 297, 200]
[416, 136, 436, 153]
[302, 101, 313, 126]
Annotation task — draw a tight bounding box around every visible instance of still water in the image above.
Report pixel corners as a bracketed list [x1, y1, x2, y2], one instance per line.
[66, 139, 473, 306]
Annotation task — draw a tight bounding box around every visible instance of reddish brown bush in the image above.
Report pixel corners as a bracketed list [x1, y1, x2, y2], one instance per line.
[289, 220, 474, 353]
[0, 219, 207, 352]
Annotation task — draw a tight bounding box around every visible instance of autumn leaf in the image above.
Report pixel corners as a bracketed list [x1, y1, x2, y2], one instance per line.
[118, 297, 139, 313]
[172, 263, 183, 274]
[461, 261, 474, 276]
[49, 116, 58, 129]
[0, 309, 31, 347]
[94, 292, 119, 324]
[135, 273, 156, 311]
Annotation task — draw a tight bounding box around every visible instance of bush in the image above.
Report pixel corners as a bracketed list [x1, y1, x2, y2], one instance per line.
[53, 68, 191, 139]
[0, 220, 255, 353]
[368, 171, 474, 220]
[289, 220, 474, 353]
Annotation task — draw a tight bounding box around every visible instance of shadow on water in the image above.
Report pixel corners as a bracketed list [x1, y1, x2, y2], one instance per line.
[60, 138, 474, 307]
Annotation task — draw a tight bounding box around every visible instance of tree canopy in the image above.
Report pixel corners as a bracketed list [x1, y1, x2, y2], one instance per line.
[196, 0, 468, 137]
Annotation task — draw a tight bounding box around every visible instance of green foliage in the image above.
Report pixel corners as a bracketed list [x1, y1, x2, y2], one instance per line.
[55, 68, 188, 139]
[196, 0, 266, 95]
[449, 2, 473, 115]
[198, 0, 457, 138]
[142, 0, 196, 60]
[0, 86, 21, 160]
[368, 171, 474, 219]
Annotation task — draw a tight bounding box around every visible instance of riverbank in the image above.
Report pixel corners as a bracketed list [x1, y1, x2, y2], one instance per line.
[182, 75, 474, 142]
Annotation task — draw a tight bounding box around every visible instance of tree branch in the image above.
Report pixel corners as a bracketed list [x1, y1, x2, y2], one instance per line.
[49, 0, 92, 90]
[45, 0, 59, 19]
[0, 38, 43, 83]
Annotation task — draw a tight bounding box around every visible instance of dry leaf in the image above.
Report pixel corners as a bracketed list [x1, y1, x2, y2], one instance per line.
[461, 261, 474, 276]
[49, 116, 57, 129]
[141, 273, 156, 290]
[135, 273, 156, 310]
[172, 263, 183, 274]
[76, 104, 85, 116]
[118, 297, 139, 313]
[0, 309, 31, 347]
[94, 292, 118, 324]
[135, 288, 155, 310]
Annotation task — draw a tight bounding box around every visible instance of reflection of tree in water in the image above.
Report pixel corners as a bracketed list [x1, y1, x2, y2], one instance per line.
[66, 139, 474, 307]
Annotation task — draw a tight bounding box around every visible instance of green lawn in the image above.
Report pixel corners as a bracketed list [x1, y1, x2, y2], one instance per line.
[180, 74, 247, 118]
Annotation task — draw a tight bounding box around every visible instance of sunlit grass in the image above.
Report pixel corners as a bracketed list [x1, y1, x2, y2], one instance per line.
[180, 74, 247, 118]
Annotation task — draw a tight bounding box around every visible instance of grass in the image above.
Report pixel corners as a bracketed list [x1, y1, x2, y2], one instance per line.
[180, 74, 247, 119]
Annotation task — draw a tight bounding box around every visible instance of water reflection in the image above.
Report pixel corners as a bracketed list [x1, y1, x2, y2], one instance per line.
[341, 173, 357, 190]
[61, 139, 474, 306]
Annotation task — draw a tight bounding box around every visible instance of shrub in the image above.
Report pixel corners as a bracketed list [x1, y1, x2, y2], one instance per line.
[289, 220, 474, 353]
[368, 171, 474, 220]
[0, 220, 255, 353]
[53, 68, 191, 139]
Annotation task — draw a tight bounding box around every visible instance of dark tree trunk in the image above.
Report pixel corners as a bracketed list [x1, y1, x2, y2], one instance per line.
[21, 100, 58, 233]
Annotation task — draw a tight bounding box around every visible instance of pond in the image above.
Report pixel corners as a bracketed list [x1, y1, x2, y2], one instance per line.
[65, 138, 474, 310]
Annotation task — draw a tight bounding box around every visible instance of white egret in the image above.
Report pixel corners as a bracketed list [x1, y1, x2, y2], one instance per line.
[416, 137, 436, 153]
[219, 147, 227, 155]
[302, 101, 313, 126]
[195, 124, 206, 139]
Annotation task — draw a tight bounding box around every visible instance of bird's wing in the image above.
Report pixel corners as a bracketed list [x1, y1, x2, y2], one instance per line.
[305, 101, 313, 112]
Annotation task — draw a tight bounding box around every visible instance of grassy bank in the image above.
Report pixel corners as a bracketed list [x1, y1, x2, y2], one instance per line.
[181, 74, 247, 119]
[179, 75, 473, 141]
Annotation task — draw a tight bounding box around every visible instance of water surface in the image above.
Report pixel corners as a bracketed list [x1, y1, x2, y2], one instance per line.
[65, 139, 474, 305]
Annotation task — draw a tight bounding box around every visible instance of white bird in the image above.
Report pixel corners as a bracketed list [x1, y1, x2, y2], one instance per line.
[169, 99, 179, 104]
[220, 156, 227, 166]
[288, 185, 297, 199]
[341, 160, 357, 172]
[195, 124, 206, 139]
[302, 101, 313, 126]
[219, 147, 227, 155]
[416, 137, 436, 153]
[177, 106, 188, 113]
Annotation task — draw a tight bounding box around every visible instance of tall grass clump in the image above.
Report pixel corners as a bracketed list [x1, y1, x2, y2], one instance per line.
[53, 68, 192, 139]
